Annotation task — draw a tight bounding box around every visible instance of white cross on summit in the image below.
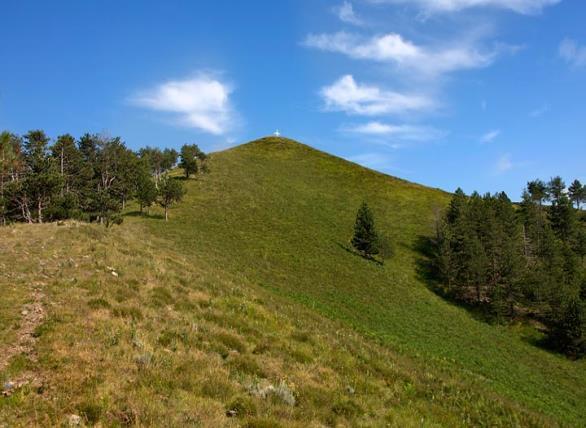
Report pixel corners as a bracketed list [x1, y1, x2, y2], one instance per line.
[274, 129, 281, 137]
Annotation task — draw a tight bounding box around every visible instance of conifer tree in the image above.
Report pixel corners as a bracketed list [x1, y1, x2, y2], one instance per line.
[351, 202, 379, 258]
[568, 179, 584, 209]
[549, 299, 585, 358]
[527, 179, 547, 206]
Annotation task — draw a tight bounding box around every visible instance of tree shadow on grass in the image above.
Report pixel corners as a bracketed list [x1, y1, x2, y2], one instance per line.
[335, 241, 384, 266]
[123, 211, 165, 220]
[412, 234, 495, 324]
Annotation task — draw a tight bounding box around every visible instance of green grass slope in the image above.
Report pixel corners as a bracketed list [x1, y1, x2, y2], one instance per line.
[0, 137, 583, 426]
[142, 137, 584, 425]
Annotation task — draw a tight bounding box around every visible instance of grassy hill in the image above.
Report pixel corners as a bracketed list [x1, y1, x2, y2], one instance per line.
[0, 137, 584, 426]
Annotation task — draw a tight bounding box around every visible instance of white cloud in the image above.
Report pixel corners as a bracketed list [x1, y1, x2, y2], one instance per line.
[343, 121, 443, 141]
[529, 104, 549, 117]
[335, 1, 363, 25]
[320, 75, 434, 115]
[480, 129, 500, 143]
[371, 0, 560, 14]
[559, 38, 586, 68]
[496, 153, 513, 173]
[305, 32, 495, 78]
[130, 73, 236, 135]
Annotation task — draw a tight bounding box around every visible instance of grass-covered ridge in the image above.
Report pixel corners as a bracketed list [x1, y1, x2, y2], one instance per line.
[145, 137, 585, 424]
[0, 137, 583, 426]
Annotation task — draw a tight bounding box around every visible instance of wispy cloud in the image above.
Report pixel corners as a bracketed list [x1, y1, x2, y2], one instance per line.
[334, 1, 363, 26]
[370, 0, 561, 15]
[496, 153, 513, 173]
[529, 104, 549, 117]
[559, 38, 586, 68]
[343, 121, 443, 141]
[129, 73, 237, 135]
[320, 75, 434, 115]
[480, 129, 500, 143]
[305, 31, 496, 78]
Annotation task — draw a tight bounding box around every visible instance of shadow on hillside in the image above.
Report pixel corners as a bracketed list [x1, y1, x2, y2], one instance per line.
[412, 235, 494, 324]
[335, 242, 384, 266]
[123, 211, 165, 220]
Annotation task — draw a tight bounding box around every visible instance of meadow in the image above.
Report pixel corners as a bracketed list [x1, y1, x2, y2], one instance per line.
[0, 137, 583, 426]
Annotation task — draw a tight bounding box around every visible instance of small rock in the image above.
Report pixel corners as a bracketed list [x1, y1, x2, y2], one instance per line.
[226, 409, 238, 417]
[111, 271, 118, 277]
[67, 414, 82, 426]
[21, 309, 29, 316]
[2, 381, 15, 396]
[346, 385, 355, 395]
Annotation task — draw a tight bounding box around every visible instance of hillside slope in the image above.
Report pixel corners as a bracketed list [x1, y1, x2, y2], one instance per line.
[143, 137, 585, 424]
[0, 137, 583, 426]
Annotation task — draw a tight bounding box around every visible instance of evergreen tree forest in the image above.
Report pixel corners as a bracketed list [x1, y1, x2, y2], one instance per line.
[0, 130, 205, 226]
[433, 178, 586, 358]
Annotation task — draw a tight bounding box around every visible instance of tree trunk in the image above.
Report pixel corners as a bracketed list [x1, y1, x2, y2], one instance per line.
[165, 206, 168, 221]
[37, 200, 43, 224]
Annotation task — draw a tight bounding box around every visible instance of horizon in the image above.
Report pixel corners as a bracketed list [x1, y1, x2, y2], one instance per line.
[1, 0, 585, 199]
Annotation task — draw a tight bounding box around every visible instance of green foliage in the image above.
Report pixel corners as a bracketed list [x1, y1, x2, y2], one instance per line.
[157, 176, 185, 221]
[568, 179, 584, 209]
[0, 129, 192, 225]
[549, 299, 585, 358]
[351, 202, 380, 257]
[179, 143, 205, 178]
[135, 167, 158, 214]
[434, 179, 585, 356]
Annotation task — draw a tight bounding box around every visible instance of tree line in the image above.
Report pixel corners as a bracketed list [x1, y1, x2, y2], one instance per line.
[433, 178, 586, 358]
[0, 130, 207, 225]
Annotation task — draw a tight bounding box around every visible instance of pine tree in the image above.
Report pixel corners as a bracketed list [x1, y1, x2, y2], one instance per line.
[527, 179, 547, 206]
[351, 202, 379, 258]
[549, 299, 585, 358]
[547, 176, 565, 202]
[568, 179, 584, 209]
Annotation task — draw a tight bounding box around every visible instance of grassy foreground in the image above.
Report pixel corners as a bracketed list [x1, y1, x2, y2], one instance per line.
[0, 137, 583, 426]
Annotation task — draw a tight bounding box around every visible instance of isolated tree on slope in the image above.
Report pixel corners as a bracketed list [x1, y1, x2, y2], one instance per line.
[179, 144, 202, 178]
[351, 202, 379, 258]
[158, 176, 185, 221]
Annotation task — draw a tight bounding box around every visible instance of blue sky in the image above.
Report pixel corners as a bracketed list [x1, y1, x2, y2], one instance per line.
[0, 0, 584, 198]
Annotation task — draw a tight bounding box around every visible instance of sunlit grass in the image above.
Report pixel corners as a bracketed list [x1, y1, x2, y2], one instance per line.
[0, 137, 583, 426]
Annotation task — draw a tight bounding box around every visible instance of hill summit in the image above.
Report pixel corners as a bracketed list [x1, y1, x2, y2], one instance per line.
[0, 137, 583, 426]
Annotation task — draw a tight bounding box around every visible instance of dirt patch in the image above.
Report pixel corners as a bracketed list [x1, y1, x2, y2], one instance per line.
[1, 282, 46, 396]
